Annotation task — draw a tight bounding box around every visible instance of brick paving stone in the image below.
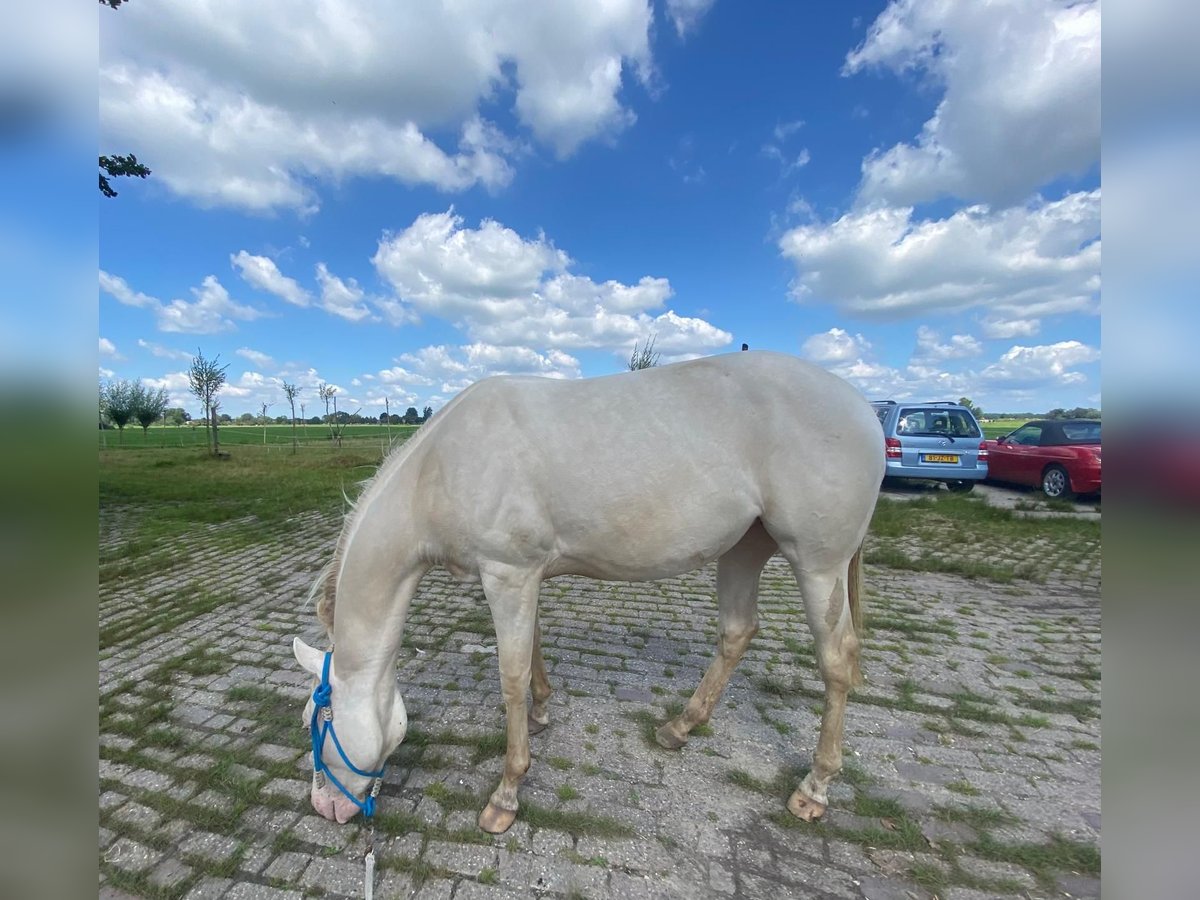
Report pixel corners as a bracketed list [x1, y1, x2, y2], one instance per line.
[263, 851, 309, 883]
[955, 855, 1038, 889]
[857, 875, 932, 899]
[105, 837, 163, 873]
[425, 840, 499, 877]
[299, 855, 364, 894]
[148, 857, 193, 890]
[179, 831, 240, 863]
[99, 504, 1099, 900]
[225, 884, 303, 900]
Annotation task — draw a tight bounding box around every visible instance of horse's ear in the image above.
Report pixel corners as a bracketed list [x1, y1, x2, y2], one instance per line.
[293, 636, 325, 675]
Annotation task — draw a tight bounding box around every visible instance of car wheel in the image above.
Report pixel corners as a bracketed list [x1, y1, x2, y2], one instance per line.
[1042, 465, 1074, 500]
[946, 480, 974, 493]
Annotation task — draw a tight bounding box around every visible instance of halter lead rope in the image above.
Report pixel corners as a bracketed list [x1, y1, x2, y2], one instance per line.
[310, 651, 386, 818]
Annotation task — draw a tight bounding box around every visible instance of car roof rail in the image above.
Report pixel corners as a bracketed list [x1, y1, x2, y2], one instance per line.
[871, 399, 897, 404]
[920, 401, 963, 406]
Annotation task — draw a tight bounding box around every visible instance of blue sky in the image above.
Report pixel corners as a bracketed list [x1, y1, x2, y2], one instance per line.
[95, 0, 1101, 418]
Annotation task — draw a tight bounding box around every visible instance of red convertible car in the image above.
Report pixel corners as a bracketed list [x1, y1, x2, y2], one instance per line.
[985, 419, 1101, 499]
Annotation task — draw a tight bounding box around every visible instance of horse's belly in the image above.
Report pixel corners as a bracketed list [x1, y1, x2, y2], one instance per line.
[546, 504, 759, 582]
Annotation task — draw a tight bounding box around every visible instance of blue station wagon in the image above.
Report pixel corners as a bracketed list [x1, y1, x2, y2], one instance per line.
[872, 401, 989, 492]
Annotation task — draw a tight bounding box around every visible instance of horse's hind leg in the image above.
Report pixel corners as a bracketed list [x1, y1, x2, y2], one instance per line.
[656, 521, 777, 750]
[478, 563, 541, 834]
[528, 614, 552, 735]
[780, 558, 861, 821]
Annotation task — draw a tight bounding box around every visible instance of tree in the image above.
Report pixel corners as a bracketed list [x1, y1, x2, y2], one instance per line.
[260, 401, 273, 444]
[98, 3, 151, 197]
[163, 407, 189, 427]
[402, 406, 420, 425]
[99, 153, 151, 198]
[282, 382, 300, 454]
[188, 349, 229, 456]
[422, 405, 433, 422]
[100, 380, 136, 444]
[957, 397, 983, 420]
[628, 334, 661, 370]
[132, 384, 169, 437]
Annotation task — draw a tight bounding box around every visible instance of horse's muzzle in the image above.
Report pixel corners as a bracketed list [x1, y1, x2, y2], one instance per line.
[311, 781, 362, 823]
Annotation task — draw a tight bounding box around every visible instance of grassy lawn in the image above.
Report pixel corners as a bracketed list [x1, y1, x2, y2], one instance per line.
[99, 421, 419, 450]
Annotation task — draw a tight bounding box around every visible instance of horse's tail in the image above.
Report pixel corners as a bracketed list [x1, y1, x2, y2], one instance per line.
[847, 542, 866, 686]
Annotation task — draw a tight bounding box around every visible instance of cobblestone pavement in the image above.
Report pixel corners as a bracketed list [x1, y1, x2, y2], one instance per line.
[100, 506, 1100, 900]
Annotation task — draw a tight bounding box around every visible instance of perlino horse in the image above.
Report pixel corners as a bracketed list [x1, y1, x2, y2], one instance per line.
[292, 351, 884, 833]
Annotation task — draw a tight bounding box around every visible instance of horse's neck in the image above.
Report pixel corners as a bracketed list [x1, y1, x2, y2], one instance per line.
[330, 454, 426, 683]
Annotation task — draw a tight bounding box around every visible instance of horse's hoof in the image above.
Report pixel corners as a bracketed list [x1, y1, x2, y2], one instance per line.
[527, 715, 549, 735]
[654, 722, 687, 750]
[786, 789, 826, 821]
[478, 802, 518, 834]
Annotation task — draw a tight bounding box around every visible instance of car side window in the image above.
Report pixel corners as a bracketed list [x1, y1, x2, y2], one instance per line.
[1010, 425, 1043, 446]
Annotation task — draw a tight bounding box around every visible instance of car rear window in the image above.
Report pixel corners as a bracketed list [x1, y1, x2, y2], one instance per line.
[897, 408, 981, 438]
[1059, 422, 1101, 443]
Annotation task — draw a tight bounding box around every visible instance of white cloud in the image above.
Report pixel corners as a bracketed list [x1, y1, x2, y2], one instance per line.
[800, 328, 871, 365]
[845, 0, 1099, 206]
[101, 271, 267, 335]
[373, 209, 731, 355]
[665, 0, 717, 38]
[156, 276, 265, 334]
[778, 190, 1100, 325]
[236, 347, 275, 368]
[912, 325, 982, 365]
[100, 1, 656, 211]
[979, 340, 1099, 389]
[383, 342, 583, 395]
[980, 316, 1040, 340]
[99, 270, 156, 308]
[315, 264, 372, 322]
[140, 371, 193, 407]
[137, 338, 193, 361]
[231, 251, 311, 307]
[99, 337, 120, 359]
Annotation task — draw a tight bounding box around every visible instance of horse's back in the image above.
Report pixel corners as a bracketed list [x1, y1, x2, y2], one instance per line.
[414, 352, 883, 577]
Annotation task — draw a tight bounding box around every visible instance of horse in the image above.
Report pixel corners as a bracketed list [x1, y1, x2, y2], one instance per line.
[292, 350, 884, 834]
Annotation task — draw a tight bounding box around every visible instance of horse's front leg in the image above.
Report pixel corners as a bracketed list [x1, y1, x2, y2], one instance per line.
[478, 563, 541, 834]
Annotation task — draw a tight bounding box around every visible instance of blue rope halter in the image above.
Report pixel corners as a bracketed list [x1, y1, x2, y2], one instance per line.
[310, 651, 386, 818]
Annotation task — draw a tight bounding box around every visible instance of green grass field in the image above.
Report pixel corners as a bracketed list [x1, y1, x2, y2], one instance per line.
[981, 419, 1026, 439]
[99, 421, 420, 450]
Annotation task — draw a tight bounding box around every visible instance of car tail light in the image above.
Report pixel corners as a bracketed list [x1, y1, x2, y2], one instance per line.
[885, 437, 902, 459]
[977, 440, 989, 460]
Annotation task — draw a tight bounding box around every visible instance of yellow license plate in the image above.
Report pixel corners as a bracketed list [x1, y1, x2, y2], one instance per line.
[923, 453, 959, 464]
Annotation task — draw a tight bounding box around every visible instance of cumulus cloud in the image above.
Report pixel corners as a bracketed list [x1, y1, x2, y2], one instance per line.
[99, 270, 156, 309]
[845, 0, 1099, 207]
[778, 190, 1100, 327]
[799, 326, 1097, 409]
[99, 337, 120, 358]
[378, 342, 583, 395]
[101, 270, 266, 335]
[912, 325, 982, 365]
[665, 0, 717, 38]
[980, 316, 1040, 340]
[979, 340, 1099, 389]
[373, 209, 731, 356]
[137, 339, 193, 361]
[100, 1, 655, 211]
[231, 252, 311, 307]
[800, 328, 871, 365]
[236, 347, 274, 367]
[315, 264, 372, 322]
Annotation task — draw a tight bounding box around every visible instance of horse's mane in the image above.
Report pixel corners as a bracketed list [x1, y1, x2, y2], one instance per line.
[309, 416, 445, 636]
